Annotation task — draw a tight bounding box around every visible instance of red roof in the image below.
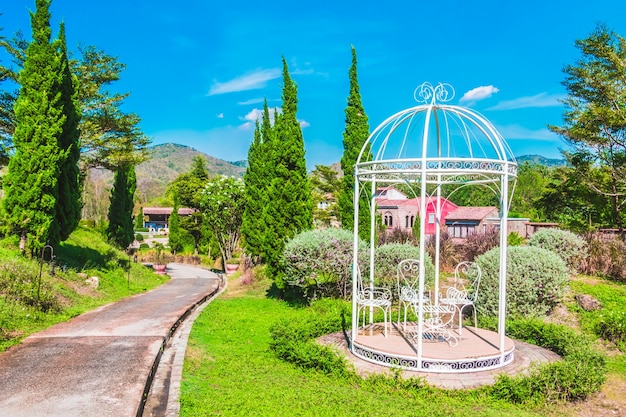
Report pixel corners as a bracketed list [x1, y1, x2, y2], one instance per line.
[445, 206, 498, 221]
[143, 207, 195, 215]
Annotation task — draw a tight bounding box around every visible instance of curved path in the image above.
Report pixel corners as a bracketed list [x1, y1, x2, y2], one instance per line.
[0, 263, 222, 417]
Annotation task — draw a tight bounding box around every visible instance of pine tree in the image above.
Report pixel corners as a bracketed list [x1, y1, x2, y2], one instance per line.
[263, 57, 313, 286]
[338, 46, 371, 240]
[3, 0, 64, 254]
[106, 165, 136, 249]
[55, 22, 82, 241]
[168, 191, 183, 254]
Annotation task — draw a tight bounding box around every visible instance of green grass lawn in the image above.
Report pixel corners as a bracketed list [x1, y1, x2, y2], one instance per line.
[180, 279, 562, 417]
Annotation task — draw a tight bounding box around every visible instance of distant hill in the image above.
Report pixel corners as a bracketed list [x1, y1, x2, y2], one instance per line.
[86, 143, 246, 206]
[516, 154, 567, 167]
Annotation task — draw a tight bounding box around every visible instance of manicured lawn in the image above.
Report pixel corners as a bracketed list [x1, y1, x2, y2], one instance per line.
[180, 279, 560, 417]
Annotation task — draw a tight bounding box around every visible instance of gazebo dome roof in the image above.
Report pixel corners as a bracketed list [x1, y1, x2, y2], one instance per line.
[356, 82, 517, 185]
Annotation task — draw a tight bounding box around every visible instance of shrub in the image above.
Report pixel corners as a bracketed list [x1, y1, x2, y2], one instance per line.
[365, 242, 435, 291]
[528, 228, 587, 273]
[269, 298, 351, 376]
[476, 246, 568, 318]
[507, 232, 525, 246]
[489, 318, 606, 403]
[581, 236, 626, 282]
[425, 231, 460, 272]
[135, 233, 144, 242]
[460, 227, 500, 262]
[282, 228, 367, 300]
[593, 309, 626, 350]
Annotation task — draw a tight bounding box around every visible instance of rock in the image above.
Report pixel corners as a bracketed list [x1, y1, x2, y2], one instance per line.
[85, 276, 99, 289]
[575, 294, 601, 311]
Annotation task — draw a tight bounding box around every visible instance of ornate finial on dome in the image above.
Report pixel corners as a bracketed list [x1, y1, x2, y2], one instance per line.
[413, 82, 455, 104]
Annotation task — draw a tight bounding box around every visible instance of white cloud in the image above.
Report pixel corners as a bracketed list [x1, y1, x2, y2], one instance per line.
[237, 97, 265, 105]
[239, 107, 281, 126]
[299, 119, 310, 128]
[216, 113, 224, 119]
[496, 124, 559, 141]
[459, 85, 500, 103]
[487, 92, 566, 110]
[208, 68, 281, 96]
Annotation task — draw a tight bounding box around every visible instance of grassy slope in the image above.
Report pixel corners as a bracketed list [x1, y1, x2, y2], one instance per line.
[180, 278, 555, 417]
[0, 226, 167, 351]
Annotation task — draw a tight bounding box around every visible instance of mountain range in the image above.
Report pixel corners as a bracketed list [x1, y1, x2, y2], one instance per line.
[88, 143, 568, 206]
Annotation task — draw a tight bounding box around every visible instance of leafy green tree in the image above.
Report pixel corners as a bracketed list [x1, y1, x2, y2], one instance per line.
[263, 58, 313, 286]
[2, 0, 64, 254]
[55, 22, 82, 241]
[549, 25, 626, 236]
[168, 191, 183, 254]
[338, 46, 371, 240]
[106, 165, 136, 249]
[508, 162, 551, 220]
[201, 176, 245, 267]
[168, 156, 208, 254]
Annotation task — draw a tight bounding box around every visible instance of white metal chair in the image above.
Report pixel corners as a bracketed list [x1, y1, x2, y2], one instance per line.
[439, 261, 482, 335]
[355, 266, 392, 337]
[397, 259, 430, 331]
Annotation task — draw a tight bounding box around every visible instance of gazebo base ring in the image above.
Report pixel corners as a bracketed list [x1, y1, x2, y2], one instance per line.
[350, 324, 515, 373]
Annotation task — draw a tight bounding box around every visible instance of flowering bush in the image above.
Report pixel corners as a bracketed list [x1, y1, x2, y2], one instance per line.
[528, 228, 587, 274]
[593, 309, 626, 350]
[476, 246, 568, 318]
[282, 228, 367, 299]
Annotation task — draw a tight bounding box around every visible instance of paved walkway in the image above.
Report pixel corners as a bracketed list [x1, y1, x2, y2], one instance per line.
[0, 263, 222, 417]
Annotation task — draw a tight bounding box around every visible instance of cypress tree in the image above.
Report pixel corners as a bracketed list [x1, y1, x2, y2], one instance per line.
[55, 22, 82, 241]
[3, 0, 64, 254]
[242, 100, 275, 263]
[106, 165, 136, 249]
[264, 57, 313, 286]
[338, 46, 371, 240]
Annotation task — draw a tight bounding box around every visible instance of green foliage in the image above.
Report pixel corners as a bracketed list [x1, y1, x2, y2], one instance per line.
[476, 246, 568, 318]
[528, 228, 587, 273]
[106, 165, 136, 249]
[283, 228, 367, 299]
[2, 0, 64, 254]
[310, 164, 341, 227]
[55, 23, 82, 242]
[269, 299, 351, 377]
[200, 176, 245, 264]
[338, 47, 371, 240]
[241, 115, 268, 261]
[167, 192, 183, 254]
[594, 309, 626, 349]
[507, 232, 525, 246]
[549, 24, 626, 233]
[489, 318, 606, 403]
[262, 58, 313, 285]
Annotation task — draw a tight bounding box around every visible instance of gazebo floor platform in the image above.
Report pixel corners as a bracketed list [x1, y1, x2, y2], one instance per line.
[317, 323, 561, 389]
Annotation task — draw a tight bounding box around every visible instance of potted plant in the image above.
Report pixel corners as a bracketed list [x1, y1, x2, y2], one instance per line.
[225, 257, 240, 275]
[152, 242, 167, 274]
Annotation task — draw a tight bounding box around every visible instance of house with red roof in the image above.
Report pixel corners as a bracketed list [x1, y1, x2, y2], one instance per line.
[374, 187, 500, 237]
[142, 207, 195, 231]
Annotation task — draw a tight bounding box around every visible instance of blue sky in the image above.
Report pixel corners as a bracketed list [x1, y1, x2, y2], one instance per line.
[2, 0, 626, 168]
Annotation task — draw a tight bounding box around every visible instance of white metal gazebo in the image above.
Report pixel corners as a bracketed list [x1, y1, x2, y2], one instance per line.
[350, 82, 518, 372]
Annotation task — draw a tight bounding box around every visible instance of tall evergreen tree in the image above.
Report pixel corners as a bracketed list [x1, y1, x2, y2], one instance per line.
[106, 165, 136, 249]
[242, 100, 274, 262]
[3, 0, 63, 254]
[263, 57, 313, 286]
[55, 22, 82, 241]
[338, 46, 371, 240]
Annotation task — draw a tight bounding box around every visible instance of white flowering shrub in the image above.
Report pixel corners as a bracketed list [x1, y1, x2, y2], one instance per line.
[476, 246, 568, 318]
[528, 228, 587, 274]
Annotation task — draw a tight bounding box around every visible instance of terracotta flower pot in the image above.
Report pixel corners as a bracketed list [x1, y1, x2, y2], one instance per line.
[153, 264, 167, 274]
